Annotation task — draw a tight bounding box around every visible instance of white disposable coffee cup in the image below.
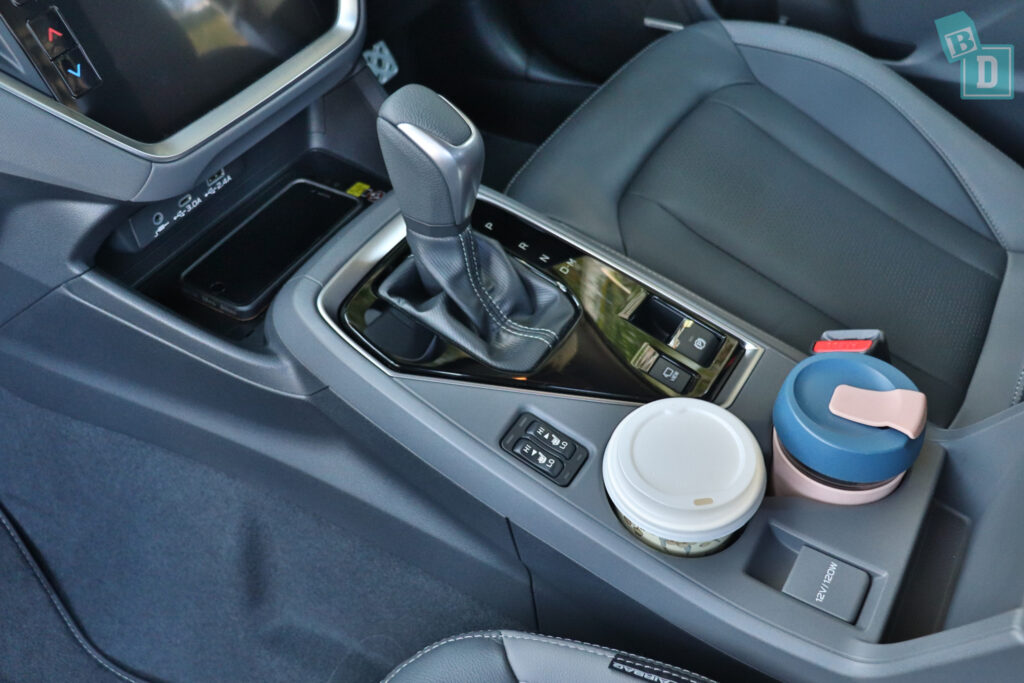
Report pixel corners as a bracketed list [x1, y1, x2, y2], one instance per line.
[604, 398, 766, 557]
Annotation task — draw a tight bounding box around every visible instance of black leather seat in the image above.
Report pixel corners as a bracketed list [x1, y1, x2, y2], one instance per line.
[382, 630, 716, 683]
[508, 21, 1024, 425]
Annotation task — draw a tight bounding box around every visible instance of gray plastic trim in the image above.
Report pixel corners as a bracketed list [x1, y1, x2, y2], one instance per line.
[0, 0, 359, 161]
[63, 271, 325, 397]
[0, 14, 46, 92]
[954, 253, 1024, 426]
[315, 188, 764, 408]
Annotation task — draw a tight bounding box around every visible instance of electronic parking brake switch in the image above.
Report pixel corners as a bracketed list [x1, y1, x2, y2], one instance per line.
[501, 414, 588, 486]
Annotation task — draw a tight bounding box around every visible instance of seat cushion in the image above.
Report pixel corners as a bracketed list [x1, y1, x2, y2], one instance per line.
[382, 630, 716, 683]
[506, 21, 1024, 425]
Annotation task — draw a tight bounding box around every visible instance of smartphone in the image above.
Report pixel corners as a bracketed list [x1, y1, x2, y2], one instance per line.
[181, 179, 358, 320]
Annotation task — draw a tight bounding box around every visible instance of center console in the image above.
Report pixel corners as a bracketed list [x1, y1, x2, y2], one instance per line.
[280, 183, 946, 639]
[262, 85, 1024, 680]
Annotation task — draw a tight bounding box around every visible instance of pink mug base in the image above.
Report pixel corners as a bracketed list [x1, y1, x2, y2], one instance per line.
[772, 430, 904, 506]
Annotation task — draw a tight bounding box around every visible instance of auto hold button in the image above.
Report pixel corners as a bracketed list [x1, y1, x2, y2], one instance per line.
[54, 47, 101, 98]
[28, 8, 76, 59]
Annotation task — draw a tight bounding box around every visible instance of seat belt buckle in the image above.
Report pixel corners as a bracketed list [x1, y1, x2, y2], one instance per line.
[812, 329, 890, 361]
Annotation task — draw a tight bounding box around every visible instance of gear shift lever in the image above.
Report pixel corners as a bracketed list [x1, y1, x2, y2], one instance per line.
[375, 85, 575, 373]
[377, 84, 483, 241]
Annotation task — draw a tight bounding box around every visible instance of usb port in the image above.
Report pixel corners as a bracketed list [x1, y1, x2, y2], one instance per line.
[206, 168, 226, 187]
[178, 194, 193, 208]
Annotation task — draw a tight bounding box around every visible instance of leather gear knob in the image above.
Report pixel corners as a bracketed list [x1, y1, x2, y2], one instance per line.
[376, 84, 484, 238]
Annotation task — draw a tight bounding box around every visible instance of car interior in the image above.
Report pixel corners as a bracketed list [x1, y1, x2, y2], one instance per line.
[2, 0, 1024, 681]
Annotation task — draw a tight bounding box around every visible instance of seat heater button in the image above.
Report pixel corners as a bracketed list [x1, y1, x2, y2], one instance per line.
[648, 355, 694, 394]
[28, 9, 76, 59]
[513, 439, 564, 477]
[526, 421, 576, 458]
[782, 547, 870, 623]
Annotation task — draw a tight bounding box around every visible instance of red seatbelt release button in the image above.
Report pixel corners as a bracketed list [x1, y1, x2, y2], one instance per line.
[812, 339, 875, 354]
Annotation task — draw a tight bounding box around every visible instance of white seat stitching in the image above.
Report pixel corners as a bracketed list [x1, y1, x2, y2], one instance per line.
[457, 231, 553, 347]
[465, 231, 559, 340]
[381, 632, 502, 683]
[1012, 366, 1024, 406]
[0, 512, 141, 683]
[381, 630, 715, 683]
[499, 632, 713, 683]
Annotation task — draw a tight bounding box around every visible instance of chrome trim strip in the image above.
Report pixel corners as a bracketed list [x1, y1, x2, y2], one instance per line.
[643, 17, 685, 32]
[0, 0, 359, 161]
[316, 189, 764, 409]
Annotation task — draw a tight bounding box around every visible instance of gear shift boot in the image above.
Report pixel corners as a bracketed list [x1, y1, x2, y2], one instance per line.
[375, 84, 575, 372]
[378, 229, 576, 372]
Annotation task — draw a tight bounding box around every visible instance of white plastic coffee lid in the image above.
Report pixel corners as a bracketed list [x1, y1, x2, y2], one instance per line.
[604, 398, 766, 543]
